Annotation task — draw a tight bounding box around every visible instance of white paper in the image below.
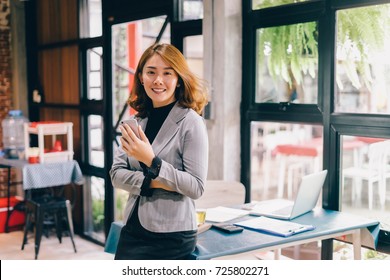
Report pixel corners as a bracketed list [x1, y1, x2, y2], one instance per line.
[205, 206, 249, 223]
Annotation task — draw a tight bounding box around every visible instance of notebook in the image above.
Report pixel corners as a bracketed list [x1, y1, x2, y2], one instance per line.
[250, 170, 328, 220]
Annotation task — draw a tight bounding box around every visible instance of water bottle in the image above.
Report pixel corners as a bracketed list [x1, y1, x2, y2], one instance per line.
[1, 110, 29, 159]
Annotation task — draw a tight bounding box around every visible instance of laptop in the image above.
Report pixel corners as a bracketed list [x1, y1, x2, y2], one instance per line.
[250, 170, 328, 220]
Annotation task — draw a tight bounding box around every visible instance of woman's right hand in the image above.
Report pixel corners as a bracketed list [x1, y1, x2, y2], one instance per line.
[120, 124, 155, 167]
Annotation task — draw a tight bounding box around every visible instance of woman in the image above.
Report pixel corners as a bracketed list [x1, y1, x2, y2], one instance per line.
[110, 43, 209, 260]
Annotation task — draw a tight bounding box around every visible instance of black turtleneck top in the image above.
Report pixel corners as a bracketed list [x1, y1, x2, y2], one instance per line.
[145, 101, 176, 143]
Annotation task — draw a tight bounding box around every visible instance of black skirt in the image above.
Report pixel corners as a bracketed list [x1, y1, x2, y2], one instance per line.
[114, 198, 197, 260]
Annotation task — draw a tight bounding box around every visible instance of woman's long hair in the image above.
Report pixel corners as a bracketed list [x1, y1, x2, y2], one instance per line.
[128, 43, 208, 118]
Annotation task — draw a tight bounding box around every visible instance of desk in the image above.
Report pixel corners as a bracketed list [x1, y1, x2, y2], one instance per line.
[0, 158, 83, 232]
[191, 208, 379, 260]
[104, 208, 379, 260]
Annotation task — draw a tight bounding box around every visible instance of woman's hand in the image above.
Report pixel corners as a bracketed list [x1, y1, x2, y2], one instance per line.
[120, 124, 155, 167]
[120, 124, 174, 192]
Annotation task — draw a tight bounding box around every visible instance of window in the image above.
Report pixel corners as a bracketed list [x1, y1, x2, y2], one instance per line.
[111, 16, 170, 124]
[80, 0, 102, 38]
[340, 135, 390, 231]
[181, 0, 204, 21]
[335, 4, 390, 114]
[87, 47, 103, 100]
[88, 115, 104, 168]
[111, 15, 171, 222]
[83, 176, 105, 242]
[183, 35, 204, 79]
[256, 22, 318, 104]
[243, 0, 390, 256]
[88, 0, 102, 37]
[251, 121, 323, 201]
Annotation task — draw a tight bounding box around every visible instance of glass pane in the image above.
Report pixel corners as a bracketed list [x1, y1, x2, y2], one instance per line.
[83, 176, 105, 243]
[112, 136, 130, 221]
[252, 0, 310, 10]
[335, 4, 390, 114]
[340, 136, 390, 232]
[88, 0, 102, 37]
[89, 88, 101, 100]
[256, 22, 318, 103]
[181, 0, 203, 20]
[88, 115, 104, 168]
[183, 35, 204, 79]
[89, 72, 101, 87]
[87, 47, 103, 100]
[251, 121, 323, 202]
[89, 48, 102, 71]
[114, 188, 129, 221]
[90, 150, 104, 167]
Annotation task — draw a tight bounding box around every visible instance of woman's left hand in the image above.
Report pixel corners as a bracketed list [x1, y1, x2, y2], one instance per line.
[120, 124, 155, 167]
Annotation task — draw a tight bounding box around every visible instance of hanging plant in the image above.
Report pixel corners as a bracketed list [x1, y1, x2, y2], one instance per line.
[258, 22, 318, 88]
[336, 6, 388, 91]
[256, 1, 390, 91]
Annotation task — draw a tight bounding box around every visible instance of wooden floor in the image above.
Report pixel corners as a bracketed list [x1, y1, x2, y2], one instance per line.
[0, 230, 113, 260]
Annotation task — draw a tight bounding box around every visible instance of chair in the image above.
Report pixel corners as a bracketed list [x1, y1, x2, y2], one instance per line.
[21, 193, 77, 259]
[342, 140, 390, 209]
[273, 138, 322, 199]
[195, 180, 246, 209]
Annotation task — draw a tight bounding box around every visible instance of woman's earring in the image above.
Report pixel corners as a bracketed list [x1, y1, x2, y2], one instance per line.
[141, 82, 144, 85]
[176, 84, 180, 88]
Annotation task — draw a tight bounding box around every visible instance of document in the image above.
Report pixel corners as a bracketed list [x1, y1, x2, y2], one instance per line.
[205, 206, 250, 223]
[234, 216, 315, 237]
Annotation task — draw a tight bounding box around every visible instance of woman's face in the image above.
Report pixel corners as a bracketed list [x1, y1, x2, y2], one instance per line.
[140, 54, 179, 108]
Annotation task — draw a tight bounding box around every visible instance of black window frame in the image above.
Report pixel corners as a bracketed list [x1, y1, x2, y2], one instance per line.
[242, 0, 390, 257]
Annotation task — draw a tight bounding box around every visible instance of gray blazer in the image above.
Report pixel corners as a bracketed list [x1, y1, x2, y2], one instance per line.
[110, 103, 209, 233]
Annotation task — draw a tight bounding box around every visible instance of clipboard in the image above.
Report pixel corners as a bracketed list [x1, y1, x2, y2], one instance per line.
[234, 216, 315, 237]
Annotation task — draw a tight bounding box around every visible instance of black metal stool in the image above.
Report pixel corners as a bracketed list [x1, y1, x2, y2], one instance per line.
[21, 194, 77, 259]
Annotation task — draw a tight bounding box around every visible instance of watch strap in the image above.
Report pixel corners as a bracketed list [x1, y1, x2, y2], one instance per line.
[143, 156, 162, 179]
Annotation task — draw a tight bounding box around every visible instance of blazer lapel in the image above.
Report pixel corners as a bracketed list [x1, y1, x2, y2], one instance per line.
[151, 103, 188, 156]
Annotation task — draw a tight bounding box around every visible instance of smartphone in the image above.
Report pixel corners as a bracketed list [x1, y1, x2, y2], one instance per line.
[212, 223, 244, 234]
[120, 119, 140, 138]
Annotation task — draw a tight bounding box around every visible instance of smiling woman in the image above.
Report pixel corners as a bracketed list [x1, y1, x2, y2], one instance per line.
[110, 43, 209, 260]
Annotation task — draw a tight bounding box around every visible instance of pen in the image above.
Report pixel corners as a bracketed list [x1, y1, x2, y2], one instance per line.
[288, 226, 312, 234]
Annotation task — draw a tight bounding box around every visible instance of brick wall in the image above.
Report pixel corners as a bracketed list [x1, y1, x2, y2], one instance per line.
[0, 0, 14, 197]
[0, 0, 12, 150]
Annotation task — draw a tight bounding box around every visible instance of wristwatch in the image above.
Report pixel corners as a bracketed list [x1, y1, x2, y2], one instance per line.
[143, 156, 162, 179]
